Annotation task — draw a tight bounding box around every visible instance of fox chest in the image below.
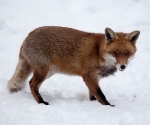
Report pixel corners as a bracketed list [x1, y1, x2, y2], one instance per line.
[97, 65, 117, 77]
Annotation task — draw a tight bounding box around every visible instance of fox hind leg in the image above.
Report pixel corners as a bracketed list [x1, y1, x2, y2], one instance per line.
[7, 57, 32, 92]
[29, 69, 49, 105]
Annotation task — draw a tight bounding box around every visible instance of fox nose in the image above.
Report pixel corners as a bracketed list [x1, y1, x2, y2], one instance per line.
[120, 65, 125, 70]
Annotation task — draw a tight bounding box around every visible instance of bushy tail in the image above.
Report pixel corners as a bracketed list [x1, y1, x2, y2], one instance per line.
[7, 57, 32, 92]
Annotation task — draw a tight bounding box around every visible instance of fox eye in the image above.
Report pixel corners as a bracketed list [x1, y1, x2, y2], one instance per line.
[125, 52, 130, 56]
[113, 51, 118, 57]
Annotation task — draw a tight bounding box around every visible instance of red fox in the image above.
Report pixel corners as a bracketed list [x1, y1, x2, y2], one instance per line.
[7, 26, 140, 106]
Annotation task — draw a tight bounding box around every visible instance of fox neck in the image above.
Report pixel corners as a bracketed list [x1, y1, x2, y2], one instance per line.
[98, 53, 117, 78]
[99, 49, 117, 78]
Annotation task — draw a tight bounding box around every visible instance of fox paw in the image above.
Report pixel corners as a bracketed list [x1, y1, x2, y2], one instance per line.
[43, 101, 49, 105]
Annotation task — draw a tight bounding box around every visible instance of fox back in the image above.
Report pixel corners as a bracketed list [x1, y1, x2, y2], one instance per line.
[21, 26, 104, 76]
[8, 26, 140, 106]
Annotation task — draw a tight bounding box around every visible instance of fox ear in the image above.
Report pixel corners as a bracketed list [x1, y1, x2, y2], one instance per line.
[105, 28, 118, 43]
[125, 30, 140, 44]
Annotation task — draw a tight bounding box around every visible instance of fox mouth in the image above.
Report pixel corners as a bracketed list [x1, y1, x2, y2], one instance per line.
[114, 65, 122, 71]
[115, 64, 126, 71]
[119, 69, 124, 71]
[115, 66, 125, 71]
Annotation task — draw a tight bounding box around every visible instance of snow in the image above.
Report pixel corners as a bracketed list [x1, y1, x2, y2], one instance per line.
[0, 0, 150, 125]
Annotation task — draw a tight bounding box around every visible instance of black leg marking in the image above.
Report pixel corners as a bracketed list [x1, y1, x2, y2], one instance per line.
[89, 91, 97, 101]
[38, 97, 49, 105]
[97, 88, 114, 106]
[90, 95, 97, 101]
[43, 102, 49, 105]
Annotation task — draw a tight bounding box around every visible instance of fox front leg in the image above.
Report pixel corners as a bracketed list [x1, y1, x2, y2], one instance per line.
[89, 91, 97, 101]
[83, 74, 114, 106]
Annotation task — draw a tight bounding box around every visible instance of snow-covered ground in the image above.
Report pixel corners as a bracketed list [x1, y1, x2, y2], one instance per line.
[0, 0, 150, 125]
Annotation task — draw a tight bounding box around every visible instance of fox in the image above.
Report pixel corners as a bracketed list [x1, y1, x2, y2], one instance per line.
[7, 26, 140, 106]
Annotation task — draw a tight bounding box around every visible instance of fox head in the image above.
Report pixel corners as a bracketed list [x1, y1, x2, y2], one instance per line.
[103, 27, 140, 71]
